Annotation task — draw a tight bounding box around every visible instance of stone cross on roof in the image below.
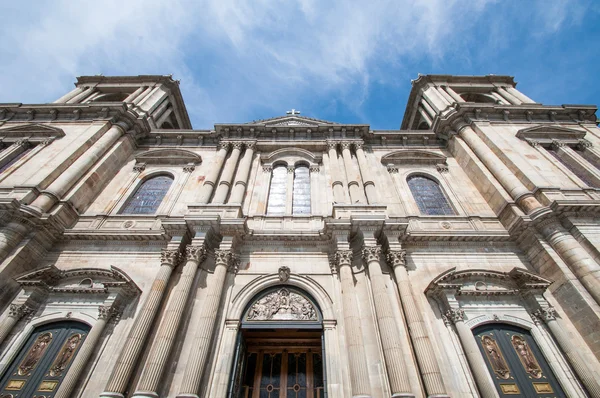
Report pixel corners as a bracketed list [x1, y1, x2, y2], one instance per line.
[286, 109, 301, 115]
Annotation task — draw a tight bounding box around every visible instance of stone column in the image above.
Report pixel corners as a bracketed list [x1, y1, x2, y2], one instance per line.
[442, 86, 463, 103]
[212, 142, 243, 204]
[340, 142, 363, 204]
[328, 142, 346, 203]
[505, 86, 536, 104]
[124, 86, 147, 103]
[0, 140, 31, 167]
[54, 86, 85, 103]
[495, 87, 522, 105]
[445, 309, 499, 398]
[198, 142, 230, 204]
[354, 143, 377, 204]
[0, 221, 30, 263]
[336, 250, 371, 398]
[0, 303, 34, 345]
[363, 246, 413, 397]
[537, 219, 600, 306]
[56, 306, 120, 398]
[101, 249, 180, 398]
[133, 86, 154, 105]
[133, 246, 207, 398]
[177, 249, 236, 398]
[387, 251, 448, 397]
[229, 142, 256, 204]
[457, 126, 543, 214]
[533, 307, 600, 397]
[30, 123, 127, 214]
[66, 86, 95, 104]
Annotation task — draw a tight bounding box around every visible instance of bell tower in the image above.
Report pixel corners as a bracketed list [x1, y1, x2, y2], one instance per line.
[53, 75, 192, 129]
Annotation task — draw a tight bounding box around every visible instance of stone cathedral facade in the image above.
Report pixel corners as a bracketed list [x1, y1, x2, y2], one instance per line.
[0, 74, 599, 398]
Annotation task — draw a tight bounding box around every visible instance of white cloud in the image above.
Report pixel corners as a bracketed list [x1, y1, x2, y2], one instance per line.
[0, 0, 593, 127]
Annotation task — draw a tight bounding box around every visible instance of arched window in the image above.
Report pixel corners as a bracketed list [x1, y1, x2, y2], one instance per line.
[0, 321, 89, 397]
[266, 165, 287, 215]
[292, 165, 310, 215]
[119, 175, 173, 215]
[407, 175, 455, 215]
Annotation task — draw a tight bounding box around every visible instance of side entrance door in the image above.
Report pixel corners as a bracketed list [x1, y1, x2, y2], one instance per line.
[474, 323, 565, 397]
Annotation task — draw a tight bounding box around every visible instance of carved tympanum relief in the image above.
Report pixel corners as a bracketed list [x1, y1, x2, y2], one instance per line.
[246, 288, 317, 321]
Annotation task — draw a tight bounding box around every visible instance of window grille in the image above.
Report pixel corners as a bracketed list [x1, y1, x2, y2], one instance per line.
[119, 175, 173, 214]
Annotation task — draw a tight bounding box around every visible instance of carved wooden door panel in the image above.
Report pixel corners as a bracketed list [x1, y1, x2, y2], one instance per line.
[0, 321, 89, 398]
[474, 324, 565, 397]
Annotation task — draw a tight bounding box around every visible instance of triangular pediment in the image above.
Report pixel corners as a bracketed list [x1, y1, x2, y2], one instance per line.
[425, 267, 552, 297]
[135, 148, 202, 165]
[516, 125, 586, 142]
[250, 115, 338, 127]
[0, 123, 65, 138]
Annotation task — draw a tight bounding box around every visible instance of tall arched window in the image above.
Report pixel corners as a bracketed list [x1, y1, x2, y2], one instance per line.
[292, 165, 310, 215]
[119, 175, 173, 214]
[0, 321, 89, 397]
[407, 175, 455, 215]
[266, 165, 287, 215]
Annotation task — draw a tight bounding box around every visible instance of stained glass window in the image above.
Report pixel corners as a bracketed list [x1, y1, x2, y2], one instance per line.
[119, 175, 173, 214]
[407, 175, 455, 215]
[266, 165, 287, 215]
[292, 166, 311, 215]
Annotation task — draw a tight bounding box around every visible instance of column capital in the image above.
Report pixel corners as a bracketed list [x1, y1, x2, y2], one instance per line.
[218, 141, 231, 151]
[231, 141, 244, 150]
[340, 141, 352, 150]
[335, 250, 353, 268]
[532, 307, 557, 323]
[309, 166, 320, 173]
[9, 303, 34, 320]
[327, 141, 339, 150]
[98, 305, 123, 322]
[160, 248, 181, 269]
[362, 245, 382, 263]
[551, 139, 565, 149]
[578, 138, 593, 149]
[263, 165, 273, 172]
[214, 249, 236, 270]
[386, 164, 398, 174]
[353, 142, 364, 150]
[245, 141, 256, 150]
[436, 163, 449, 173]
[287, 166, 295, 173]
[444, 308, 465, 325]
[185, 245, 207, 263]
[386, 250, 406, 268]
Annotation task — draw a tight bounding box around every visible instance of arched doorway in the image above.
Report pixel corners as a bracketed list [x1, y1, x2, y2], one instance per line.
[229, 286, 325, 398]
[0, 321, 89, 398]
[474, 323, 565, 397]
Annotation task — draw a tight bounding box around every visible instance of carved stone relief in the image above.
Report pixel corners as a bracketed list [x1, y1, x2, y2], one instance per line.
[246, 288, 317, 322]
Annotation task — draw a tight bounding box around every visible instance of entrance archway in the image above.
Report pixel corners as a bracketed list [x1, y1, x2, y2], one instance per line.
[474, 323, 566, 397]
[229, 286, 325, 398]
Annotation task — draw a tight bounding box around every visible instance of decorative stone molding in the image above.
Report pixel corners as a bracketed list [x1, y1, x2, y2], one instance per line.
[245, 288, 318, 322]
[0, 123, 66, 143]
[551, 139, 565, 149]
[9, 303, 34, 319]
[133, 162, 146, 172]
[214, 249, 233, 268]
[185, 245, 207, 263]
[525, 138, 539, 147]
[516, 125, 586, 146]
[134, 148, 202, 166]
[218, 141, 231, 151]
[263, 165, 273, 172]
[327, 142, 338, 150]
[578, 138, 593, 149]
[160, 249, 180, 268]
[381, 150, 447, 166]
[287, 166, 295, 173]
[278, 266, 290, 283]
[362, 245, 382, 263]
[436, 163, 449, 173]
[386, 250, 406, 269]
[231, 141, 244, 150]
[309, 166, 320, 173]
[98, 305, 122, 322]
[183, 163, 196, 173]
[386, 164, 399, 174]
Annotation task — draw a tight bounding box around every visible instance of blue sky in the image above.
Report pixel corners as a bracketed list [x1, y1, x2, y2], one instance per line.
[0, 0, 598, 129]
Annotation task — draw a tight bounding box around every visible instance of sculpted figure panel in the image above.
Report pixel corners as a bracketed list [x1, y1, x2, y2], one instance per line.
[246, 288, 317, 321]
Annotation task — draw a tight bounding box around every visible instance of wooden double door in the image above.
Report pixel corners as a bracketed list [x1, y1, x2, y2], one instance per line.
[474, 324, 565, 397]
[231, 330, 325, 398]
[0, 321, 89, 398]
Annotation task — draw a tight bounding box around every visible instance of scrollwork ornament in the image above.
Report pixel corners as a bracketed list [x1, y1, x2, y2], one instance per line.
[9, 303, 33, 320]
[327, 142, 338, 151]
[232, 141, 244, 150]
[340, 142, 351, 150]
[160, 249, 180, 268]
[186, 245, 207, 263]
[98, 305, 123, 322]
[362, 245, 382, 263]
[445, 308, 465, 324]
[228, 254, 240, 274]
[335, 250, 353, 267]
[578, 139, 593, 149]
[133, 163, 146, 172]
[386, 250, 406, 268]
[218, 141, 231, 151]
